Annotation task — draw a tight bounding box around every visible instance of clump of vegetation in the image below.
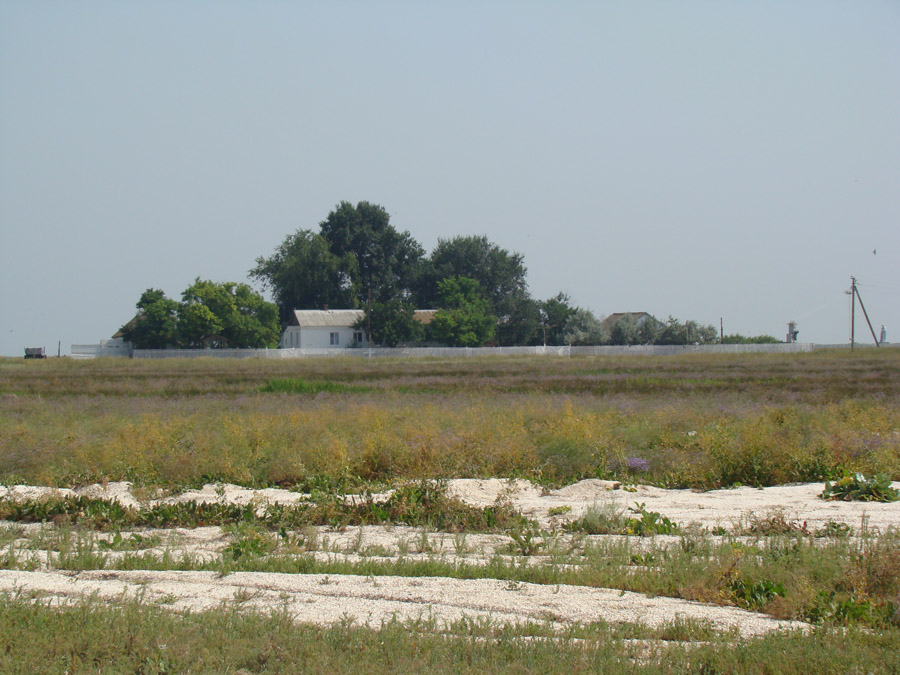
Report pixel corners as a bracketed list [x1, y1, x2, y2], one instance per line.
[258, 378, 371, 395]
[566, 499, 628, 535]
[821, 473, 899, 503]
[565, 501, 678, 536]
[0, 482, 521, 534]
[728, 577, 786, 610]
[623, 503, 678, 536]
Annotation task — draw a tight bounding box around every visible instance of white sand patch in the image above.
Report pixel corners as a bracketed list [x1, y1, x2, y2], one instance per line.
[0, 485, 77, 501]
[0, 569, 808, 638]
[160, 483, 310, 508]
[75, 482, 142, 509]
[445, 478, 900, 531]
[2, 479, 898, 531]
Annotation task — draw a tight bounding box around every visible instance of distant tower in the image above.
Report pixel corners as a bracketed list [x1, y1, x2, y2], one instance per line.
[880, 324, 888, 345]
[786, 321, 799, 343]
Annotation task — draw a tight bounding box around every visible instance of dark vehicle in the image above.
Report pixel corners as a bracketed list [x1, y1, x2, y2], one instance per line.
[24, 347, 46, 359]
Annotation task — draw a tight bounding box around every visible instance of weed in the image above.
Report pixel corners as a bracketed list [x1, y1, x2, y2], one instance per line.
[815, 521, 853, 538]
[98, 531, 162, 552]
[452, 532, 470, 555]
[566, 499, 627, 535]
[222, 524, 276, 560]
[740, 510, 809, 536]
[258, 379, 371, 395]
[624, 503, 679, 536]
[506, 521, 547, 556]
[728, 577, 786, 610]
[821, 473, 899, 503]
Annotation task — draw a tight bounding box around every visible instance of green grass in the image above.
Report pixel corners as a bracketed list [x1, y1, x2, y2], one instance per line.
[258, 378, 373, 395]
[3, 512, 899, 630]
[0, 596, 898, 673]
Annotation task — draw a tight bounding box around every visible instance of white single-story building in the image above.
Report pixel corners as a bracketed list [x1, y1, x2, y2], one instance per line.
[280, 309, 438, 348]
[281, 310, 367, 348]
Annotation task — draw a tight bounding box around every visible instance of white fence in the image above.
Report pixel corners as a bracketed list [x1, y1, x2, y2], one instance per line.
[129, 342, 816, 360]
[71, 339, 133, 359]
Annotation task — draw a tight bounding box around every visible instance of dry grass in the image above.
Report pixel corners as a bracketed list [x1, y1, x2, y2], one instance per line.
[1, 351, 899, 489]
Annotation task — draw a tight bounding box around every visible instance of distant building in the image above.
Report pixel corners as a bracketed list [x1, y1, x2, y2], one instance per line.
[600, 312, 659, 332]
[280, 309, 437, 348]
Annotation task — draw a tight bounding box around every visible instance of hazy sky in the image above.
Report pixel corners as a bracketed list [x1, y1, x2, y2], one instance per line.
[2, 1, 898, 355]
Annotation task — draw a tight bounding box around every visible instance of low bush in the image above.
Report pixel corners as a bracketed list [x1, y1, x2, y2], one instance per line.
[821, 473, 899, 503]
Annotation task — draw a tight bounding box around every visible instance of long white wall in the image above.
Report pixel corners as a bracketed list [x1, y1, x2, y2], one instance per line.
[131, 343, 823, 359]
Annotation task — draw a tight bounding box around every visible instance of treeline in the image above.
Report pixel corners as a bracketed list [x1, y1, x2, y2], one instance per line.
[123, 201, 777, 348]
[119, 281, 280, 349]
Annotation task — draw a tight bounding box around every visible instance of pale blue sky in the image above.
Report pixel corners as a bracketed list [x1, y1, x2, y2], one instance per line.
[1, 1, 898, 355]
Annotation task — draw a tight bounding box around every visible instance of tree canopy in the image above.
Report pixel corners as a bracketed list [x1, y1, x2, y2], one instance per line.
[250, 229, 359, 323]
[422, 235, 537, 345]
[539, 293, 578, 346]
[248, 200, 728, 348]
[121, 281, 279, 349]
[356, 299, 422, 347]
[563, 308, 608, 346]
[319, 201, 425, 303]
[427, 277, 496, 347]
[119, 289, 179, 349]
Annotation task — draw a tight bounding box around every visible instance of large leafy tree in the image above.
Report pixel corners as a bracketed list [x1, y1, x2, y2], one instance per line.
[609, 314, 640, 346]
[318, 201, 425, 303]
[655, 317, 718, 345]
[178, 279, 280, 348]
[250, 229, 359, 323]
[427, 277, 496, 347]
[252, 202, 425, 321]
[539, 293, 578, 346]
[356, 299, 422, 347]
[423, 235, 536, 345]
[563, 308, 608, 346]
[119, 289, 179, 349]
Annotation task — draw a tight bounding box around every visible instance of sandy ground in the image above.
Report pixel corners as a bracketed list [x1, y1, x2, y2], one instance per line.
[0, 569, 806, 638]
[1, 478, 898, 637]
[3, 477, 898, 530]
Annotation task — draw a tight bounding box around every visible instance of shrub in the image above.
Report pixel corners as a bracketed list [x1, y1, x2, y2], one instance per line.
[821, 473, 899, 503]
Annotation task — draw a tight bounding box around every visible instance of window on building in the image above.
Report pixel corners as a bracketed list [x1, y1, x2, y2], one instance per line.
[354, 331, 364, 345]
[330, 332, 339, 346]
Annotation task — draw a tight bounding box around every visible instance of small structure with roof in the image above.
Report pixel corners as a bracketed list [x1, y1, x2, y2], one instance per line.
[600, 312, 659, 332]
[280, 309, 437, 348]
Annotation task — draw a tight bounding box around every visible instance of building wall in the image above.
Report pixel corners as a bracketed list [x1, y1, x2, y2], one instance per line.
[281, 325, 367, 348]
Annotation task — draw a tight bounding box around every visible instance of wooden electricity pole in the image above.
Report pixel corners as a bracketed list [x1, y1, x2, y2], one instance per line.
[849, 276, 880, 349]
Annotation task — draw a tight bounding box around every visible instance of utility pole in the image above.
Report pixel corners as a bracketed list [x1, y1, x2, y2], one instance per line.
[848, 276, 880, 349]
[720, 317, 723, 343]
[367, 288, 372, 346]
[849, 277, 856, 350]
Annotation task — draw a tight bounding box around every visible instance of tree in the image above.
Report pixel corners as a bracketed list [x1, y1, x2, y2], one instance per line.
[539, 293, 578, 346]
[250, 229, 359, 323]
[563, 308, 608, 346]
[177, 302, 223, 348]
[722, 333, 780, 344]
[637, 315, 662, 344]
[609, 314, 639, 346]
[178, 279, 280, 348]
[119, 289, 179, 349]
[318, 201, 425, 303]
[424, 235, 536, 345]
[427, 277, 496, 347]
[356, 299, 422, 347]
[655, 317, 718, 345]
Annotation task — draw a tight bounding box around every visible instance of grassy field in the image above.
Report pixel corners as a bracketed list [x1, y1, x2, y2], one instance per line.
[1, 351, 899, 672]
[2, 350, 899, 489]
